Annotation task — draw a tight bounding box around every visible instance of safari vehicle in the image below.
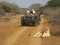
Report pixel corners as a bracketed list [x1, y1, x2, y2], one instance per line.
[21, 15, 40, 26]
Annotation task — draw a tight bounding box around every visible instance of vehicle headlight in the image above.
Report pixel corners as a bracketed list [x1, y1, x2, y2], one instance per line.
[32, 18, 34, 19]
[24, 17, 26, 19]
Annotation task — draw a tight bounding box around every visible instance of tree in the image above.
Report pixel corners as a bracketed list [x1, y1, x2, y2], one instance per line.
[47, 0, 60, 7]
[0, 1, 20, 14]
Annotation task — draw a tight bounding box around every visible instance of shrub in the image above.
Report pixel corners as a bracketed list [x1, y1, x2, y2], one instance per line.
[43, 8, 60, 25]
[0, 9, 5, 16]
[4, 17, 10, 22]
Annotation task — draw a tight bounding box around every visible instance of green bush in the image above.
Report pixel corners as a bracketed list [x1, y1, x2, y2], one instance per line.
[0, 1, 20, 15]
[47, 0, 60, 7]
[0, 9, 5, 16]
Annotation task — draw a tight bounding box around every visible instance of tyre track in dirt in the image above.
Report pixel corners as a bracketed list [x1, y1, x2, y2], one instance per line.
[13, 26, 38, 45]
[13, 23, 42, 45]
[11, 15, 43, 45]
[0, 14, 51, 45]
[0, 26, 25, 45]
[2, 26, 30, 45]
[0, 15, 23, 45]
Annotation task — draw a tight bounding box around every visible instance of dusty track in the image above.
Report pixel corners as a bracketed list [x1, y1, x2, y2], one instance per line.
[0, 15, 42, 45]
[0, 15, 60, 45]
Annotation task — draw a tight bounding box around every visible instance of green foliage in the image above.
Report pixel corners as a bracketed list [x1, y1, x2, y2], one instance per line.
[0, 1, 20, 16]
[0, 2, 11, 12]
[2, 5, 11, 12]
[47, 0, 60, 7]
[0, 9, 5, 16]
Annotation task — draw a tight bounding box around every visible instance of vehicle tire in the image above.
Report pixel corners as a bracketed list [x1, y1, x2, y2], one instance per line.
[21, 22, 25, 26]
[33, 23, 38, 26]
[38, 22, 39, 25]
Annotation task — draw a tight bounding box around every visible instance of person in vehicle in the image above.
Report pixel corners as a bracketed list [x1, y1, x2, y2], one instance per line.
[26, 9, 30, 15]
[32, 9, 36, 15]
[26, 8, 36, 15]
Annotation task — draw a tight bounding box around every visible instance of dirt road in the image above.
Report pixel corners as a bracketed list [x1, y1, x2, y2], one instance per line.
[0, 15, 60, 45]
[0, 15, 42, 45]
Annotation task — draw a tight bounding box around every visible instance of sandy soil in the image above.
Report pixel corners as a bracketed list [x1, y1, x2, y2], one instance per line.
[0, 14, 60, 45]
